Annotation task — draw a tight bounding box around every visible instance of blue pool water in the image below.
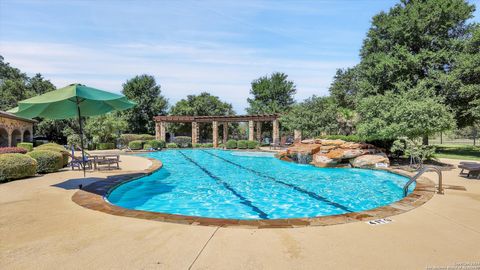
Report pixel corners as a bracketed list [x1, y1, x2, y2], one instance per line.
[107, 149, 414, 220]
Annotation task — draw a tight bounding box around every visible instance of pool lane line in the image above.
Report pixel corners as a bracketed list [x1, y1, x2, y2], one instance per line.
[201, 150, 352, 213]
[177, 150, 269, 219]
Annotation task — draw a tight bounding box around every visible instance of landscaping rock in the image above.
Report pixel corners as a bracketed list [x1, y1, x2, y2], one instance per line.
[301, 139, 315, 144]
[327, 149, 364, 159]
[287, 143, 321, 155]
[319, 139, 345, 146]
[311, 153, 338, 167]
[351, 153, 390, 168]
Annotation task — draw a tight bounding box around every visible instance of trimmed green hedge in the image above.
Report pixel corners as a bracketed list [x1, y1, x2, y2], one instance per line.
[143, 143, 153, 150]
[226, 140, 237, 149]
[36, 143, 65, 150]
[192, 143, 202, 148]
[35, 146, 70, 167]
[203, 143, 214, 148]
[247, 140, 259, 149]
[173, 136, 191, 148]
[218, 143, 225, 148]
[0, 154, 37, 182]
[147, 140, 165, 149]
[237, 140, 248, 149]
[166, 143, 178, 148]
[97, 142, 115, 150]
[128, 140, 143, 150]
[120, 134, 155, 145]
[17, 142, 33, 152]
[27, 150, 63, 173]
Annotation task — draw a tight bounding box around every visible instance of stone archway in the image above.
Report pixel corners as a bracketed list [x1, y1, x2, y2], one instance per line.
[23, 129, 32, 142]
[0, 127, 8, 147]
[11, 129, 22, 146]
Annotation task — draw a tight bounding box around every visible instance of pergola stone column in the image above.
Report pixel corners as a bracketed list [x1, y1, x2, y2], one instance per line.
[212, 121, 219, 147]
[192, 122, 199, 145]
[256, 122, 262, 142]
[294, 130, 302, 142]
[248, 120, 254, 141]
[155, 121, 167, 141]
[272, 119, 280, 145]
[223, 122, 228, 145]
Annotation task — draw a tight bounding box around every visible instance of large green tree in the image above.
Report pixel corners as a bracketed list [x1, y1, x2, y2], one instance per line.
[0, 56, 55, 111]
[356, 89, 455, 140]
[328, 0, 478, 142]
[281, 96, 338, 138]
[84, 113, 128, 144]
[121, 75, 168, 134]
[246, 72, 296, 114]
[169, 92, 235, 140]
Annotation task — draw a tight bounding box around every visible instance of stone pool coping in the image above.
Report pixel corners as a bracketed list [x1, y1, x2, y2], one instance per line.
[72, 155, 436, 229]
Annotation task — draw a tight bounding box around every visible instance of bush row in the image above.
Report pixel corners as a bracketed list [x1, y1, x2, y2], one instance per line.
[0, 142, 72, 182]
[192, 143, 214, 148]
[120, 134, 155, 145]
[225, 140, 259, 149]
[0, 147, 28, 154]
[317, 134, 363, 142]
[128, 139, 166, 150]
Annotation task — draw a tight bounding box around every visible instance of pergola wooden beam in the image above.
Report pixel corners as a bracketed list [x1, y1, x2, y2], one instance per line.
[153, 114, 279, 123]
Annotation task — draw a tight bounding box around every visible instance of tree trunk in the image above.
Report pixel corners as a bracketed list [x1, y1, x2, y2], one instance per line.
[422, 135, 429, 145]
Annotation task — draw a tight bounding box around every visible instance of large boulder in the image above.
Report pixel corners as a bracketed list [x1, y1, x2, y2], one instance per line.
[311, 153, 338, 167]
[327, 148, 365, 159]
[351, 153, 390, 168]
[287, 143, 321, 155]
[319, 139, 345, 146]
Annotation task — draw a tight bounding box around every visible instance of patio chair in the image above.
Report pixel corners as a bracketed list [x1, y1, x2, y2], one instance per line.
[69, 146, 93, 171]
[458, 162, 480, 179]
[91, 154, 121, 170]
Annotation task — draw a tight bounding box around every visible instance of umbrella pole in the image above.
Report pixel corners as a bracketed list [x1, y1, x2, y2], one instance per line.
[76, 99, 86, 178]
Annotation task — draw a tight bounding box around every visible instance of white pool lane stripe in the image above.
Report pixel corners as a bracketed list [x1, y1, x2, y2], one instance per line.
[177, 150, 269, 219]
[201, 150, 353, 213]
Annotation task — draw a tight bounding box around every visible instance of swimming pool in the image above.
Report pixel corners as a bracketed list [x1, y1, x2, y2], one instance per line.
[107, 149, 414, 220]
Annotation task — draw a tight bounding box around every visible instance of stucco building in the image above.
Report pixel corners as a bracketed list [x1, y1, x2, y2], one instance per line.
[0, 111, 36, 147]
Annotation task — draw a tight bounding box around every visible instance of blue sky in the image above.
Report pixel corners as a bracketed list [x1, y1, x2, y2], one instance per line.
[1, 0, 479, 113]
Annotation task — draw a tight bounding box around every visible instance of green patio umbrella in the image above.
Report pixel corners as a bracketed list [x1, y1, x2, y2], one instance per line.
[9, 83, 136, 177]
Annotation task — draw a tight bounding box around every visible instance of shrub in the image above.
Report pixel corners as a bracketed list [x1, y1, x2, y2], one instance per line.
[128, 140, 143, 150]
[120, 134, 155, 146]
[318, 135, 363, 142]
[218, 143, 225, 148]
[0, 147, 28, 154]
[0, 154, 37, 182]
[237, 140, 248, 149]
[226, 139, 237, 149]
[173, 136, 192, 148]
[247, 140, 259, 149]
[97, 142, 116, 150]
[17, 142, 33, 152]
[35, 146, 70, 167]
[36, 142, 65, 150]
[27, 150, 63, 173]
[166, 143, 178, 148]
[147, 140, 165, 149]
[192, 143, 202, 148]
[143, 143, 153, 150]
[203, 143, 214, 148]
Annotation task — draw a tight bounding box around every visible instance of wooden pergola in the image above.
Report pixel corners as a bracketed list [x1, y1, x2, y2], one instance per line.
[153, 114, 287, 147]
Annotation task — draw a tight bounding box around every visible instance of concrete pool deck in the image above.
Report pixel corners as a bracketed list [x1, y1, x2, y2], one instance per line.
[1, 155, 479, 269]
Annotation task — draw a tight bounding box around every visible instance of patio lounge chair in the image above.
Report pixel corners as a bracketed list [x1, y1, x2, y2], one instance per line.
[70, 146, 93, 170]
[458, 162, 480, 179]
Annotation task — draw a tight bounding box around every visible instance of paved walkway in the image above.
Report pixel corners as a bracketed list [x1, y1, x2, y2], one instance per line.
[1, 156, 479, 269]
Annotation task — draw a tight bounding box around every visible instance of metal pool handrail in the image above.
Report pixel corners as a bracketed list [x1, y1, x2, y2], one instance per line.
[403, 166, 444, 197]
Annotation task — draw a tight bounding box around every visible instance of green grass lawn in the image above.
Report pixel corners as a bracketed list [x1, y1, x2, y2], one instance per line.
[433, 144, 480, 161]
